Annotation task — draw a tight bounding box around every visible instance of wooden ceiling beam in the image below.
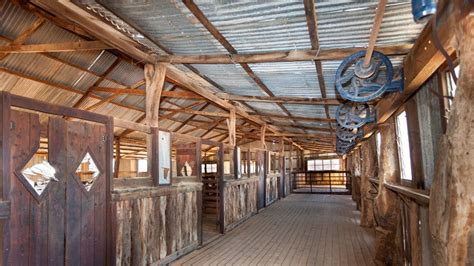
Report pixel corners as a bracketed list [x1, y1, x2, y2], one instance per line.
[72, 58, 121, 109]
[172, 102, 211, 132]
[183, 0, 303, 131]
[0, 17, 45, 60]
[90, 86, 205, 100]
[160, 101, 206, 121]
[31, 0, 304, 151]
[0, 40, 111, 53]
[217, 93, 340, 105]
[0, 33, 137, 89]
[365, 0, 461, 133]
[303, 0, 333, 132]
[249, 112, 335, 123]
[0, 65, 141, 112]
[154, 44, 412, 64]
[160, 107, 230, 118]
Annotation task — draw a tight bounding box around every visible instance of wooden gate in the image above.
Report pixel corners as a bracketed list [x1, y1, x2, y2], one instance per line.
[0, 93, 113, 265]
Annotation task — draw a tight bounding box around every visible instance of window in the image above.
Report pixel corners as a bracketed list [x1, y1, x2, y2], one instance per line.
[138, 159, 148, 173]
[307, 159, 341, 171]
[205, 163, 217, 173]
[330, 159, 340, 170]
[446, 65, 460, 108]
[396, 111, 413, 181]
[376, 132, 382, 162]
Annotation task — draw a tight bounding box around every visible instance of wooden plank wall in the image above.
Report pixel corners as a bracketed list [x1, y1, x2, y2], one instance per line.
[266, 175, 279, 205]
[223, 178, 258, 231]
[113, 184, 202, 265]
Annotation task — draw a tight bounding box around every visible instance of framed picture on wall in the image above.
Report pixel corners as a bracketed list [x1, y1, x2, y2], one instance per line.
[159, 130, 171, 185]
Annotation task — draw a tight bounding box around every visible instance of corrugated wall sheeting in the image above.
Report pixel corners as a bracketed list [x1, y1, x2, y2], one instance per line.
[414, 74, 443, 189]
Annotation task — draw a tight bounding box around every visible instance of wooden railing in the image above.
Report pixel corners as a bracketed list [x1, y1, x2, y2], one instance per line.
[292, 171, 351, 194]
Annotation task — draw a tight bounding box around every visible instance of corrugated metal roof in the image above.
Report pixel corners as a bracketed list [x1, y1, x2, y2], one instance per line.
[248, 61, 321, 97]
[101, 0, 227, 54]
[0, 0, 427, 149]
[193, 1, 311, 52]
[0, 0, 37, 40]
[190, 64, 263, 96]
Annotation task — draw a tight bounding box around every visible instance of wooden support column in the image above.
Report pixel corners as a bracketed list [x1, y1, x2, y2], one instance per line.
[144, 63, 166, 185]
[0, 92, 11, 263]
[351, 148, 362, 210]
[260, 124, 267, 150]
[113, 137, 120, 178]
[289, 144, 293, 193]
[279, 138, 285, 198]
[360, 137, 377, 228]
[226, 109, 236, 147]
[429, 6, 474, 265]
[373, 118, 403, 265]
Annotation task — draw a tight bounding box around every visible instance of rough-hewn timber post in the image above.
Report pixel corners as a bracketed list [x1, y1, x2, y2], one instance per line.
[373, 118, 403, 265]
[351, 148, 362, 210]
[144, 63, 166, 185]
[227, 109, 236, 146]
[360, 136, 376, 227]
[429, 8, 474, 265]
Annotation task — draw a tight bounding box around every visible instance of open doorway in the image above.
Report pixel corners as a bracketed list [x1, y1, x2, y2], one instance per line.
[200, 142, 222, 244]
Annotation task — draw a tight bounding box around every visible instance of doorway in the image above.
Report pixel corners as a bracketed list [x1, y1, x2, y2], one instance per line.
[2, 97, 112, 265]
[200, 141, 222, 244]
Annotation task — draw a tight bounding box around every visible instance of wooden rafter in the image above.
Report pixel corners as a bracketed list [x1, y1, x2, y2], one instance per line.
[0, 17, 45, 60]
[0, 33, 135, 89]
[160, 101, 206, 121]
[85, 94, 119, 111]
[154, 44, 412, 64]
[31, 0, 305, 150]
[0, 66, 141, 112]
[250, 112, 335, 123]
[90, 86, 204, 100]
[183, 0, 304, 132]
[173, 102, 211, 132]
[217, 93, 340, 105]
[200, 118, 227, 138]
[160, 107, 230, 118]
[0, 40, 111, 53]
[303, 0, 333, 132]
[72, 58, 121, 109]
[365, 0, 461, 133]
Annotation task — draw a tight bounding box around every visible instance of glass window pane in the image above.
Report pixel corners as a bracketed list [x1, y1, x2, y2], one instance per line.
[396, 111, 413, 180]
[376, 132, 382, 163]
[138, 159, 147, 173]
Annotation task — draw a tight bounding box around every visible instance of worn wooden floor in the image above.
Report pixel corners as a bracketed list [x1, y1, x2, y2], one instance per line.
[173, 194, 375, 266]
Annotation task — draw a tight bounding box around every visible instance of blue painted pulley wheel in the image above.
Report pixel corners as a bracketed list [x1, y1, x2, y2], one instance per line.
[336, 126, 363, 142]
[336, 102, 375, 129]
[335, 50, 396, 102]
[336, 138, 355, 154]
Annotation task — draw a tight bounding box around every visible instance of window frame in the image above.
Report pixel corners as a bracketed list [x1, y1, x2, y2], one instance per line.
[394, 109, 414, 185]
[438, 62, 460, 133]
[306, 158, 341, 171]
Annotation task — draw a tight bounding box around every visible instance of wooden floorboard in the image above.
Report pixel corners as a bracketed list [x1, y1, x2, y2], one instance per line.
[172, 194, 375, 266]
